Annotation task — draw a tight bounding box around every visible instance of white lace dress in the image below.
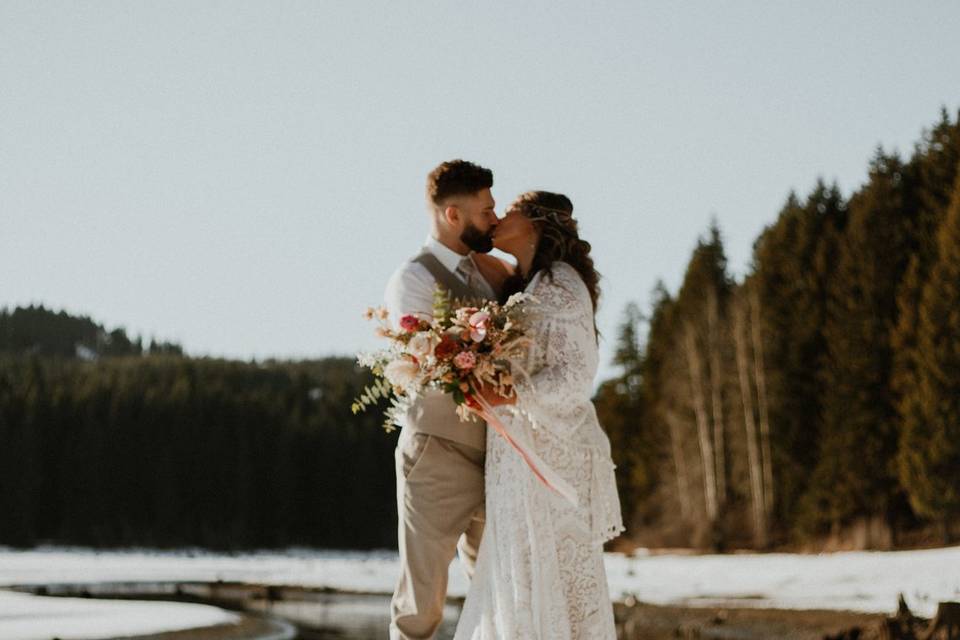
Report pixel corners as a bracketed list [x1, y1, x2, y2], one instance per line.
[453, 261, 624, 640]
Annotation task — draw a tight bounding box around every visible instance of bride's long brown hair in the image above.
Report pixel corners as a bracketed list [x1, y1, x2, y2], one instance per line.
[501, 191, 601, 334]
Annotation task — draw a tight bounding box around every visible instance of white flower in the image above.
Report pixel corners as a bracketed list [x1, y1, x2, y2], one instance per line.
[455, 306, 480, 323]
[504, 292, 534, 308]
[406, 333, 436, 361]
[384, 358, 420, 388]
[356, 351, 379, 367]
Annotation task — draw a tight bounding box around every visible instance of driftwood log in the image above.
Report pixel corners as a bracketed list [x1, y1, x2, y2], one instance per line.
[920, 602, 960, 640]
[877, 594, 926, 640]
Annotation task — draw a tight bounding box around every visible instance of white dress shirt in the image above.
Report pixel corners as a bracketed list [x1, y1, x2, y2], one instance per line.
[384, 236, 491, 330]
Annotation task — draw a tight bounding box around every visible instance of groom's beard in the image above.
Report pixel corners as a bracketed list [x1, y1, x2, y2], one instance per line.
[461, 223, 495, 253]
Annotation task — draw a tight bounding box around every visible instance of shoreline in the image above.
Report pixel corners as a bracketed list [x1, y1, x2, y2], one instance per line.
[5, 580, 894, 640]
[614, 600, 887, 639]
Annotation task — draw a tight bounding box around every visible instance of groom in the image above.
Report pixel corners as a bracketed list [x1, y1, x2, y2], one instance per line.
[385, 159, 503, 640]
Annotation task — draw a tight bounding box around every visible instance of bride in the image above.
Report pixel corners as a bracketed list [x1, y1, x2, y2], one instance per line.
[454, 191, 624, 639]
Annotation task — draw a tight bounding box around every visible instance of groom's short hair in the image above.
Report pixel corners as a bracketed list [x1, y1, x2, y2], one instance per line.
[426, 160, 493, 207]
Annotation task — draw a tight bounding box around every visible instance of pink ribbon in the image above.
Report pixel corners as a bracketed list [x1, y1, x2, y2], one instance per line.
[473, 395, 580, 507]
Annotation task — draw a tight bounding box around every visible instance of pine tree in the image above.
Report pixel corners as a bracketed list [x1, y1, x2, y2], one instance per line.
[667, 222, 732, 546]
[897, 176, 960, 541]
[643, 283, 694, 527]
[891, 110, 960, 444]
[613, 302, 643, 370]
[805, 151, 916, 539]
[751, 182, 848, 538]
[594, 303, 646, 530]
[731, 280, 769, 547]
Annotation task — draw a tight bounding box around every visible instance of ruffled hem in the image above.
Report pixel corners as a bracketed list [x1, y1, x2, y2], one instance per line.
[593, 524, 627, 547]
[590, 452, 625, 546]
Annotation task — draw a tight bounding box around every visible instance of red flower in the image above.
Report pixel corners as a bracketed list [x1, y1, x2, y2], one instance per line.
[435, 335, 459, 360]
[399, 314, 421, 332]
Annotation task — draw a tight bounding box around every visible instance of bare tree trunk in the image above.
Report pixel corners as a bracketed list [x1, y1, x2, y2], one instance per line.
[707, 289, 727, 506]
[733, 300, 768, 548]
[664, 409, 692, 520]
[749, 287, 774, 520]
[684, 323, 718, 523]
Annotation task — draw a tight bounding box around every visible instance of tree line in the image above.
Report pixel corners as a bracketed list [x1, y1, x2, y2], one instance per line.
[0, 312, 397, 550]
[596, 108, 960, 550]
[0, 304, 183, 358]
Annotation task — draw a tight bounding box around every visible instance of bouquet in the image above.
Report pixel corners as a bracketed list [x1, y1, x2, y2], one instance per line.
[352, 289, 535, 430]
[353, 288, 579, 505]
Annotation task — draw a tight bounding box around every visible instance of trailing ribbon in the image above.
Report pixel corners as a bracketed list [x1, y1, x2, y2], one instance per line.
[472, 394, 580, 507]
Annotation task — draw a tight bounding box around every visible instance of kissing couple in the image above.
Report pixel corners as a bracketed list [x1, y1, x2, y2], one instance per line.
[384, 159, 623, 639]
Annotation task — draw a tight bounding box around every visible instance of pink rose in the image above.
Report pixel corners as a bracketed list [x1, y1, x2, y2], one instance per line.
[399, 314, 420, 332]
[453, 350, 477, 371]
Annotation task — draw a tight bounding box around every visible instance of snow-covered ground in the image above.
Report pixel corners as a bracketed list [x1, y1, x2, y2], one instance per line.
[0, 589, 239, 640]
[1, 544, 959, 639]
[0, 546, 406, 594]
[606, 546, 960, 617]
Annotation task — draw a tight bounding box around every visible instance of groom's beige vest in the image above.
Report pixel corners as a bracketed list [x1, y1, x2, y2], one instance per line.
[401, 252, 489, 451]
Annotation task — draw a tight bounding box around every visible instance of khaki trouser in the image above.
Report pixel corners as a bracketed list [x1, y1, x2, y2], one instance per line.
[390, 431, 485, 640]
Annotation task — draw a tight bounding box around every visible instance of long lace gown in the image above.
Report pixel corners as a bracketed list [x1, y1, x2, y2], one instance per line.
[453, 261, 624, 640]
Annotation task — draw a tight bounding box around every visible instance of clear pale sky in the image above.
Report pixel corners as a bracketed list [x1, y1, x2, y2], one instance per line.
[3, 2, 959, 380]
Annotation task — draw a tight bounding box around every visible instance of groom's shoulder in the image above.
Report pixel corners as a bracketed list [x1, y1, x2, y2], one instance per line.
[385, 250, 434, 290]
[392, 249, 433, 275]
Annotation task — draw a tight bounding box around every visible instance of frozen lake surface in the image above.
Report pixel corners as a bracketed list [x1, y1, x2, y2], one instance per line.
[0, 589, 239, 640]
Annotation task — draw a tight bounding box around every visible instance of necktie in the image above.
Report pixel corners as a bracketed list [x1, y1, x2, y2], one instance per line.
[457, 256, 495, 299]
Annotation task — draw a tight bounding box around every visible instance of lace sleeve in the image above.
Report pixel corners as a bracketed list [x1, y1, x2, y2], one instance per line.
[513, 263, 598, 440]
[510, 263, 624, 545]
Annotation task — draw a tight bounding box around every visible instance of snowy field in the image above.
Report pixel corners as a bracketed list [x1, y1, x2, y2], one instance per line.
[606, 546, 960, 616]
[1, 545, 959, 639]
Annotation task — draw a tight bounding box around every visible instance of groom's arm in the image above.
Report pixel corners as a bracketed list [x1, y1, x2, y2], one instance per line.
[384, 262, 435, 331]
